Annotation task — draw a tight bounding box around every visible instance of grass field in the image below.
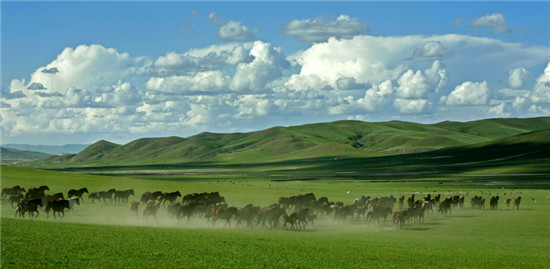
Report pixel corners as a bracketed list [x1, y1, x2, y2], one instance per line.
[2, 165, 550, 268]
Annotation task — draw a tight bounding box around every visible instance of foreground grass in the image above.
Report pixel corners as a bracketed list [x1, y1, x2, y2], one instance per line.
[2, 165, 550, 268]
[3, 208, 550, 269]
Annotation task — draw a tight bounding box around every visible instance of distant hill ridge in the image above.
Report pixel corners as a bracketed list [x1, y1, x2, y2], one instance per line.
[37, 117, 550, 166]
[2, 144, 89, 155]
[1, 147, 51, 163]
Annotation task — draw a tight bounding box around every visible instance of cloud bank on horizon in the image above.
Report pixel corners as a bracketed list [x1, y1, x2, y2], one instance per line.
[2, 3, 549, 145]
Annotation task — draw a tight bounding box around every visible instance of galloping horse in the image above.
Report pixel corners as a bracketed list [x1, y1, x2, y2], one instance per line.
[68, 188, 89, 201]
[2, 185, 26, 199]
[15, 199, 43, 218]
[115, 189, 135, 205]
[98, 189, 117, 205]
[45, 199, 70, 219]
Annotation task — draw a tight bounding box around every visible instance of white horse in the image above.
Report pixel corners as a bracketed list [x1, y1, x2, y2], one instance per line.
[68, 197, 80, 214]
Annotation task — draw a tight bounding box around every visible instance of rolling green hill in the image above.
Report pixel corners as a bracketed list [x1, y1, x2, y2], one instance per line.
[1, 147, 51, 163]
[34, 117, 550, 168]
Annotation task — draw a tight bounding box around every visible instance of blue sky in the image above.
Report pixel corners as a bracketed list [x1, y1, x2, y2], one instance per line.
[1, 1, 549, 145]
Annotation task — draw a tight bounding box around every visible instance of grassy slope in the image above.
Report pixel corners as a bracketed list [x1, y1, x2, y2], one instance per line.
[33, 117, 550, 168]
[1, 147, 51, 162]
[1, 166, 549, 268]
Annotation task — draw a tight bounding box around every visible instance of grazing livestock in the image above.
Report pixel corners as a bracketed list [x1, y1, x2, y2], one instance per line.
[98, 189, 117, 204]
[2, 185, 26, 199]
[334, 205, 354, 222]
[178, 204, 196, 223]
[212, 207, 238, 227]
[45, 199, 71, 219]
[167, 202, 183, 219]
[115, 189, 135, 205]
[366, 206, 392, 224]
[15, 199, 43, 218]
[160, 191, 182, 206]
[68, 188, 89, 201]
[489, 196, 499, 210]
[140, 191, 163, 203]
[129, 201, 140, 216]
[67, 197, 80, 214]
[257, 205, 286, 229]
[392, 210, 408, 229]
[143, 200, 161, 221]
[9, 193, 24, 208]
[42, 192, 64, 204]
[236, 204, 262, 228]
[407, 194, 416, 208]
[88, 192, 101, 204]
[513, 197, 522, 209]
[470, 196, 485, 210]
[439, 198, 453, 216]
[283, 212, 299, 230]
[505, 198, 512, 208]
[25, 185, 49, 200]
[397, 195, 405, 210]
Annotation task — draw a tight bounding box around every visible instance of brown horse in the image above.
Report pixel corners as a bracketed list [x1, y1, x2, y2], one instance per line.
[98, 189, 117, 204]
[129, 200, 140, 216]
[45, 199, 70, 219]
[513, 196, 522, 209]
[15, 199, 43, 218]
[143, 200, 161, 221]
[25, 185, 49, 199]
[2, 185, 26, 199]
[68, 188, 89, 201]
[212, 207, 238, 227]
[160, 191, 181, 206]
[9, 193, 24, 208]
[115, 189, 135, 205]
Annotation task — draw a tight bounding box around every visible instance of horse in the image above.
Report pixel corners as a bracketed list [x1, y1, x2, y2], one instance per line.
[282, 212, 299, 230]
[143, 200, 161, 221]
[160, 191, 181, 206]
[89, 192, 101, 204]
[9, 193, 24, 208]
[2, 185, 26, 199]
[140, 191, 163, 203]
[212, 207, 238, 227]
[115, 189, 135, 205]
[25, 185, 49, 199]
[98, 189, 117, 204]
[489, 196, 499, 210]
[504, 197, 512, 208]
[67, 197, 80, 214]
[43, 192, 64, 204]
[68, 188, 89, 201]
[15, 199, 43, 218]
[513, 196, 522, 209]
[45, 199, 70, 219]
[129, 201, 140, 216]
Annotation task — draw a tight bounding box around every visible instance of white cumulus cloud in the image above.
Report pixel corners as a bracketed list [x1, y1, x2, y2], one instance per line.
[218, 21, 258, 42]
[441, 81, 490, 106]
[468, 12, 513, 34]
[393, 98, 429, 114]
[411, 41, 451, 61]
[508, 67, 530, 89]
[282, 14, 370, 43]
[529, 61, 550, 103]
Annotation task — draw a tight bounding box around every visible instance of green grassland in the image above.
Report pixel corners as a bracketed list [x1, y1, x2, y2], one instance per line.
[2, 165, 550, 268]
[30, 117, 550, 167]
[1, 147, 51, 163]
[3, 117, 550, 268]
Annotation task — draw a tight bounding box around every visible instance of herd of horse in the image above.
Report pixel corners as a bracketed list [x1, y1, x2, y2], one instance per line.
[2, 185, 523, 230]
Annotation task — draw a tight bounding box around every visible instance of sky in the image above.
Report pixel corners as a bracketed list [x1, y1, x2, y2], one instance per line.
[1, 1, 550, 145]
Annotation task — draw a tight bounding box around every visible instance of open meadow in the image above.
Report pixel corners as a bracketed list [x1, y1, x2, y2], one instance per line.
[2, 164, 550, 268]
